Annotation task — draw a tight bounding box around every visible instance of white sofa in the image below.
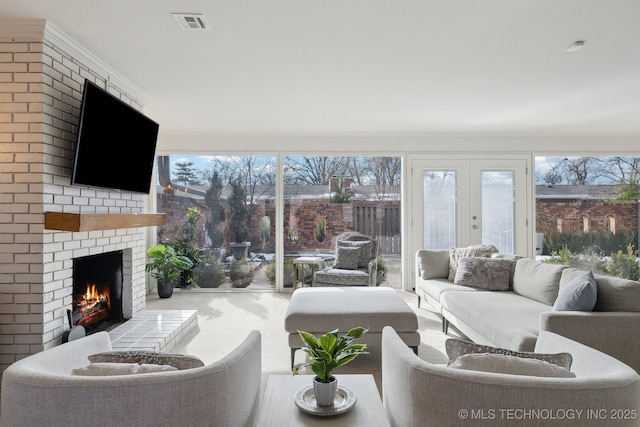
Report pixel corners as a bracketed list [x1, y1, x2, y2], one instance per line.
[0, 330, 262, 427]
[382, 326, 640, 427]
[415, 249, 640, 373]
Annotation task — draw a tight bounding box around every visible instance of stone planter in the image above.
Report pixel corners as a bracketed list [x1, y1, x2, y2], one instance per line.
[230, 242, 251, 260]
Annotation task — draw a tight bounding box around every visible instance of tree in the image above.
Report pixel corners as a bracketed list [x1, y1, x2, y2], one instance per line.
[204, 171, 225, 248]
[173, 161, 200, 185]
[227, 178, 249, 243]
[283, 156, 349, 185]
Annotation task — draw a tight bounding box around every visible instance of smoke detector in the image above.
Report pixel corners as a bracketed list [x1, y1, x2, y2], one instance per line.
[171, 13, 211, 31]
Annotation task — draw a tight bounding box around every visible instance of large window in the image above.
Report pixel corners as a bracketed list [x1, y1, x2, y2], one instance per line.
[535, 156, 639, 280]
[155, 154, 402, 290]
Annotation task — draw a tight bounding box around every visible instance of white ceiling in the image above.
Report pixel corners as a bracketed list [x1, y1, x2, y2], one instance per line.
[2, 1, 640, 137]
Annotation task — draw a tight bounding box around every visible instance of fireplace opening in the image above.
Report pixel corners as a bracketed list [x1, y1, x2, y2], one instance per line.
[72, 251, 124, 334]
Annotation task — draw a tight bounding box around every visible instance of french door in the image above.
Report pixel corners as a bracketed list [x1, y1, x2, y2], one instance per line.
[410, 158, 529, 259]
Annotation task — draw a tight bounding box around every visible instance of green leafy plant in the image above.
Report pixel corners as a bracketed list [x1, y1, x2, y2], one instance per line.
[171, 207, 203, 287]
[145, 244, 194, 284]
[263, 257, 294, 286]
[605, 244, 639, 281]
[376, 255, 388, 285]
[229, 258, 254, 288]
[193, 254, 226, 288]
[315, 215, 326, 243]
[292, 327, 368, 383]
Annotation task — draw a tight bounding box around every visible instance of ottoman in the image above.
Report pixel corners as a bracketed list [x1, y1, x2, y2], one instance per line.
[285, 287, 420, 367]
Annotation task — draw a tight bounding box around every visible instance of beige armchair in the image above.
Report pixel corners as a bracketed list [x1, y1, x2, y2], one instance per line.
[313, 233, 378, 287]
[381, 326, 640, 427]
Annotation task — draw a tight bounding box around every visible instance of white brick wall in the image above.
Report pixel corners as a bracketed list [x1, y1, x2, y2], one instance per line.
[0, 22, 151, 372]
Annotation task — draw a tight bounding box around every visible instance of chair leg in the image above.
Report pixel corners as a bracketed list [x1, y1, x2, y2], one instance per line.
[442, 317, 449, 334]
[291, 348, 297, 369]
[417, 295, 421, 308]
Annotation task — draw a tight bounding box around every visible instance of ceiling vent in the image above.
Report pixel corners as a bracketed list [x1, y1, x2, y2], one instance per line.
[171, 13, 211, 31]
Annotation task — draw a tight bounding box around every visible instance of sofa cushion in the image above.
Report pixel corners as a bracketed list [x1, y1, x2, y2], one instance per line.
[593, 273, 640, 312]
[448, 245, 498, 281]
[553, 270, 597, 311]
[338, 240, 373, 268]
[416, 249, 450, 279]
[512, 259, 566, 305]
[453, 257, 512, 290]
[445, 337, 573, 369]
[72, 362, 178, 376]
[448, 353, 576, 378]
[314, 268, 371, 286]
[88, 351, 204, 370]
[334, 246, 361, 270]
[440, 291, 550, 351]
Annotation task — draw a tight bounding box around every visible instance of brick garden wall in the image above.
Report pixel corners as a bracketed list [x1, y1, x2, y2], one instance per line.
[536, 199, 638, 234]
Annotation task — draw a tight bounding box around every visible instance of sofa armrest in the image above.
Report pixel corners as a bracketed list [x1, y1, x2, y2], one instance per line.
[540, 311, 640, 373]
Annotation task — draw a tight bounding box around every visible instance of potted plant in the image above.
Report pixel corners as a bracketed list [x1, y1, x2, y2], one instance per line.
[145, 244, 194, 298]
[292, 327, 368, 406]
[315, 215, 326, 245]
[171, 207, 203, 288]
[229, 258, 255, 288]
[376, 255, 388, 285]
[193, 253, 226, 288]
[227, 178, 251, 260]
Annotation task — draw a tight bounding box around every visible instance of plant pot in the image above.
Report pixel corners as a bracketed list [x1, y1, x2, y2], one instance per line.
[230, 242, 251, 260]
[312, 376, 337, 406]
[157, 280, 175, 298]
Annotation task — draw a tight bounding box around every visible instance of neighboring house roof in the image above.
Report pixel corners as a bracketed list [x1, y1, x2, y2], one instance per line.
[535, 185, 622, 200]
[159, 183, 401, 201]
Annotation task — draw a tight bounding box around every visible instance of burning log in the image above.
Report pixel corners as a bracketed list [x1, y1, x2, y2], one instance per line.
[77, 308, 109, 327]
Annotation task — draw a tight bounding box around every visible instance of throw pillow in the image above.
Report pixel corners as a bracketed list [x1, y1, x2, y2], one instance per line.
[449, 353, 576, 378]
[491, 253, 523, 285]
[88, 351, 204, 370]
[338, 240, 373, 268]
[453, 257, 512, 290]
[71, 362, 178, 376]
[553, 270, 597, 311]
[448, 245, 499, 281]
[445, 337, 572, 370]
[417, 249, 450, 280]
[334, 246, 361, 270]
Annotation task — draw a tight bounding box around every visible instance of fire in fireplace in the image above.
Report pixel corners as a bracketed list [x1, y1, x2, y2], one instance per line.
[72, 251, 124, 334]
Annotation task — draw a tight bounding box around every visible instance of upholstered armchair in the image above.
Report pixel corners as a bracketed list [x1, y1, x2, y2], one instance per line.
[313, 233, 378, 287]
[381, 326, 640, 427]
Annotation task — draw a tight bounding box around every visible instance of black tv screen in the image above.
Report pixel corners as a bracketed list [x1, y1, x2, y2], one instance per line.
[71, 80, 159, 194]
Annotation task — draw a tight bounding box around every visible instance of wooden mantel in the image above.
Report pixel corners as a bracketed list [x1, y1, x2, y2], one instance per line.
[45, 212, 166, 232]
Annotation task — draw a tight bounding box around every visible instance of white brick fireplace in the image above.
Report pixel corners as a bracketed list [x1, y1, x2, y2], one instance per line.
[0, 20, 154, 371]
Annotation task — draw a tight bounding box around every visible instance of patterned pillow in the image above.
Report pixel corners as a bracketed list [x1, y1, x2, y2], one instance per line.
[445, 338, 572, 370]
[88, 351, 204, 370]
[72, 362, 178, 376]
[334, 247, 361, 270]
[449, 353, 576, 378]
[338, 240, 373, 268]
[453, 257, 513, 290]
[448, 245, 499, 281]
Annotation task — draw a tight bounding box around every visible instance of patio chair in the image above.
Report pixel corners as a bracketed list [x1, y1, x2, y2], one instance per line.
[313, 233, 378, 287]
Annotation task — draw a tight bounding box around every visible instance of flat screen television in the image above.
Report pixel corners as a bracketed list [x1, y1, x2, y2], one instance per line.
[71, 80, 159, 194]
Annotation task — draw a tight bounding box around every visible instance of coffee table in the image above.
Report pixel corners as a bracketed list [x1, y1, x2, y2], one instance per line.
[255, 374, 390, 426]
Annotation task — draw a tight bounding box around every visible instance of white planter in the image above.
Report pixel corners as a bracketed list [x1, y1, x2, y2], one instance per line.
[312, 376, 337, 406]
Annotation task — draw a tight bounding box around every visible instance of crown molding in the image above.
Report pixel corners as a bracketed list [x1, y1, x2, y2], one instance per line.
[0, 19, 149, 105]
